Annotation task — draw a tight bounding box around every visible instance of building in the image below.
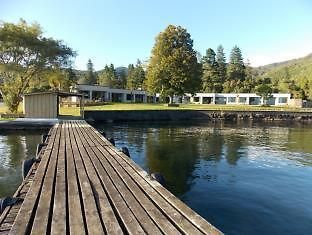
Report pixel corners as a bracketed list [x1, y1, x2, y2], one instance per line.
[71, 84, 156, 103]
[71, 85, 291, 106]
[185, 93, 291, 105]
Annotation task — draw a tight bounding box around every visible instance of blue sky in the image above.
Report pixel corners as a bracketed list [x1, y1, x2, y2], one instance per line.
[1, 0, 312, 70]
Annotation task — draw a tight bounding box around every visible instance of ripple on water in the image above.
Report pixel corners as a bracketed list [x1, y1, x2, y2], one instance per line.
[246, 145, 312, 168]
[0, 136, 11, 170]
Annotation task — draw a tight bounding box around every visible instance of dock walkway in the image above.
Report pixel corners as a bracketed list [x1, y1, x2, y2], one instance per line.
[0, 120, 221, 234]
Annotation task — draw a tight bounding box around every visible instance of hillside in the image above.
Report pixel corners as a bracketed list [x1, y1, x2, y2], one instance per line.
[255, 53, 312, 99]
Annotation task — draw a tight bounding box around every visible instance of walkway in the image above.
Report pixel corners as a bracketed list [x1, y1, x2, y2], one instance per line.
[0, 120, 221, 234]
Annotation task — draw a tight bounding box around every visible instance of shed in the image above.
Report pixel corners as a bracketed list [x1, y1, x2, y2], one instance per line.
[23, 92, 85, 118]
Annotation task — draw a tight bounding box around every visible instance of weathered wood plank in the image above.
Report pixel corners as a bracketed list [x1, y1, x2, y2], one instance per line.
[74, 121, 164, 234]
[64, 122, 86, 235]
[71, 122, 146, 235]
[69, 121, 123, 235]
[6, 120, 221, 235]
[67, 121, 103, 234]
[82, 122, 222, 235]
[51, 122, 67, 234]
[9, 124, 60, 235]
[76, 121, 182, 234]
[31, 124, 62, 234]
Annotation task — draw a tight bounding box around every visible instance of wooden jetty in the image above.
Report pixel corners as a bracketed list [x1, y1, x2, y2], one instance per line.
[0, 120, 222, 234]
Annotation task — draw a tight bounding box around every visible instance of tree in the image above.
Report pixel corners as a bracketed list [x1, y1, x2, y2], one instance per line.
[115, 66, 127, 89]
[79, 59, 96, 85]
[127, 59, 146, 90]
[0, 19, 75, 112]
[216, 45, 226, 85]
[98, 64, 115, 87]
[147, 25, 201, 103]
[226, 45, 245, 92]
[201, 48, 222, 92]
[241, 60, 256, 92]
[256, 77, 273, 105]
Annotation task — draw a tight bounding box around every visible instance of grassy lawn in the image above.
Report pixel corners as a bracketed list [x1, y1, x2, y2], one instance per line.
[0, 104, 22, 120]
[57, 103, 311, 116]
[85, 103, 310, 111]
[1, 103, 311, 119]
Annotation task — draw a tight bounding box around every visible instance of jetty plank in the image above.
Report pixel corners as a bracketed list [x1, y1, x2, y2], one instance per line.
[81, 121, 222, 235]
[64, 122, 85, 235]
[69, 121, 123, 234]
[67, 121, 103, 235]
[2, 120, 222, 235]
[75, 121, 182, 234]
[71, 121, 146, 234]
[51, 123, 67, 234]
[8, 124, 60, 235]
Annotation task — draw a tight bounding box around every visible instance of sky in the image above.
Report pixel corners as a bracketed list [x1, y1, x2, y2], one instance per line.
[1, 0, 312, 70]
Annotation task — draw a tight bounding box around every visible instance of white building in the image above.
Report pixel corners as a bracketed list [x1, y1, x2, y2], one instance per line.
[186, 93, 290, 105]
[71, 85, 290, 106]
[71, 84, 156, 103]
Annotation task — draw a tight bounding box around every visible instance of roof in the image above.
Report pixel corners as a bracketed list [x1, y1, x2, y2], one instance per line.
[23, 91, 87, 97]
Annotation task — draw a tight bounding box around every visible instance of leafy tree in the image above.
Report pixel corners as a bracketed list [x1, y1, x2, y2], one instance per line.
[241, 60, 256, 92]
[256, 77, 273, 105]
[226, 45, 245, 92]
[0, 19, 75, 112]
[147, 25, 201, 103]
[201, 48, 222, 92]
[98, 64, 115, 87]
[216, 45, 227, 85]
[127, 59, 146, 90]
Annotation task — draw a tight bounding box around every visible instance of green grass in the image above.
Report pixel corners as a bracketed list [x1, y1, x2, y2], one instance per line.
[85, 103, 310, 111]
[58, 103, 312, 117]
[2, 103, 311, 119]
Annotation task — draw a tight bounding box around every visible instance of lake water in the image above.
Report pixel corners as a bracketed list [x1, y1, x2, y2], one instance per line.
[94, 121, 312, 235]
[0, 121, 311, 234]
[0, 130, 45, 198]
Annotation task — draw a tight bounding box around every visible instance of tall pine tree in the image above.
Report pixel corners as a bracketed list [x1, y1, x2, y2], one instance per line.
[224, 45, 246, 92]
[201, 48, 221, 92]
[216, 45, 226, 86]
[79, 59, 96, 85]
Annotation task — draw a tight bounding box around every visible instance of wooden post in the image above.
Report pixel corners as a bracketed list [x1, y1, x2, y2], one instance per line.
[80, 96, 85, 119]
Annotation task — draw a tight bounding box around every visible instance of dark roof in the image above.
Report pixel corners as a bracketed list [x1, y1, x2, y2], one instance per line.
[23, 91, 87, 97]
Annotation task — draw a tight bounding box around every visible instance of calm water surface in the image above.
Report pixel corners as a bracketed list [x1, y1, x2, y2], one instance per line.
[94, 121, 312, 235]
[0, 130, 44, 198]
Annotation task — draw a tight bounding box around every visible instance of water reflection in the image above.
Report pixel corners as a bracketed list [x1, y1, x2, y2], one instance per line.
[145, 127, 199, 195]
[95, 121, 312, 195]
[0, 130, 44, 197]
[94, 121, 312, 234]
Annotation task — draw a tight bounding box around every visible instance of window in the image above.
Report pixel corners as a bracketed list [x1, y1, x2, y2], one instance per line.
[239, 97, 247, 103]
[215, 97, 226, 104]
[228, 97, 236, 103]
[193, 97, 200, 102]
[126, 94, 132, 101]
[278, 97, 288, 103]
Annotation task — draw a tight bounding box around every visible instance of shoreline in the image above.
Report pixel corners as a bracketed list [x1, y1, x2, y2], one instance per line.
[85, 110, 312, 122]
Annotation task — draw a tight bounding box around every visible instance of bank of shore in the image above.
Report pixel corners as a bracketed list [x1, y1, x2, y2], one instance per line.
[0, 110, 311, 130]
[85, 110, 312, 122]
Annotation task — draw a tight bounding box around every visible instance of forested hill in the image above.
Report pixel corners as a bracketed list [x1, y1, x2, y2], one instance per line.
[254, 53, 312, 99]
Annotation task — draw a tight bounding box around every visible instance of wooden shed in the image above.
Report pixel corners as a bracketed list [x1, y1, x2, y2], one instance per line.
[23, 92, 84, 118]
